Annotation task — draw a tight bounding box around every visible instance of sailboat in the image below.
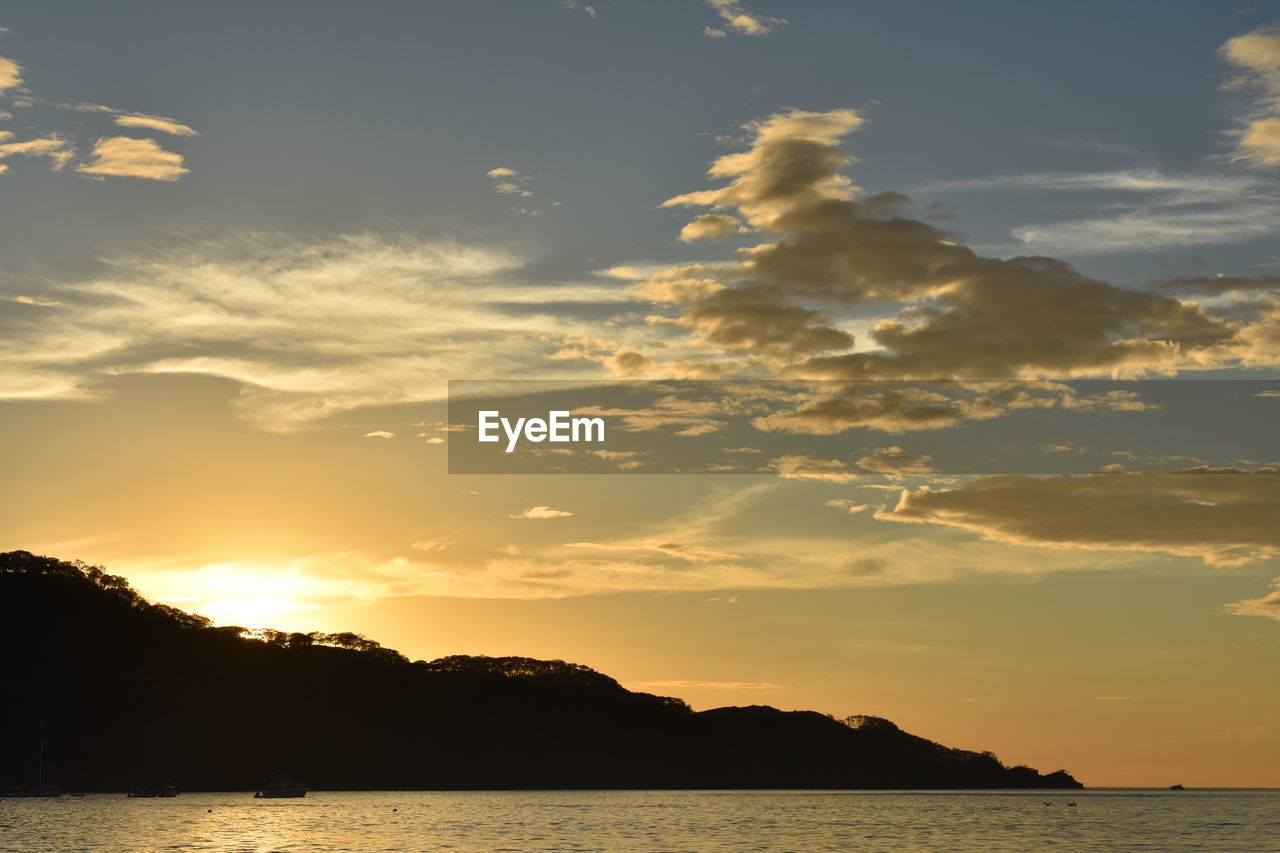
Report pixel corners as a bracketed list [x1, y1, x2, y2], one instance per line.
[3, 722, 62, 798]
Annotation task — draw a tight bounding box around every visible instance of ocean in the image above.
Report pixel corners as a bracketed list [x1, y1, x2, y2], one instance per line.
[2, 789, 1277, 852]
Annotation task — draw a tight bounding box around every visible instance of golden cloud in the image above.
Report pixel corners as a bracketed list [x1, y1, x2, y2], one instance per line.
[112, 113, 199, 137]
[878, 468, 1280, 567]
[1221, 22, 1280, 165]
[510, 506, 575, 519]
[640, 107, 1245, 380]
[75, 136, 189, 181]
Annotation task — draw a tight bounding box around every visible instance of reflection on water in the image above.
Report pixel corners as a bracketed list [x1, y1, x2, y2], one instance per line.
[1, 789, 1278, 852]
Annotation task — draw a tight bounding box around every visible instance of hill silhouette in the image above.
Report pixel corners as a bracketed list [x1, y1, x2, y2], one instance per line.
[0, 551, 1082, 791]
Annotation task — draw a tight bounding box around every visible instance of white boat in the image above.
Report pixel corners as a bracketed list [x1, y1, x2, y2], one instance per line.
[253, 774, 308, 798]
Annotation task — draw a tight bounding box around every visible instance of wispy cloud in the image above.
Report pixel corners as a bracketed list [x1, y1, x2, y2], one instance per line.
[920, 169, 1261, 200]
[0, 233, 654, 429]
[564, 540, 740, 563]
[13, 295, 60, 307]
[1008, 203, 1280, 255]
[112, 113, 198, 137]
[921, 168, 1280, 255]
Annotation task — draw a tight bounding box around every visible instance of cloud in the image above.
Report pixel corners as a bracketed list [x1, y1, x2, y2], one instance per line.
[768, 454, 859, 483]
[825, 498, 869, 513]
[855, 446, 937, 479]
[752, 386, 985, 434]
[598, 265, 647, 281]
[0, 53, 21, 94]
[1007, 204, 1280, 255]
[0, 27, 195, 181]
[1220, 22, 1280, 166]
[0, 233, 645, 429]
[877, 468, 1280, 567]
[362, 430, 395, 439]
[75, 136, 189, 181]
[565, 541, 740, 563]
[486, 165, 537, 202]
[561, 0, 597, 19]
[748, 381, 1153, 437]
[1228, 577, 1280, 621]
[540, 336, 655, 377]
[410, 538, 454, 552]
[112, 113, 199, 137]
[921, 169, 1261, 199]
[510, 506, 575, 519]
[678, 214, 742, 242]
[0, 133, 74, 170]
[605, 350, 653, 376]
[640, 107, 1242, 380]
[922, 168, 1280, 255]
[13, 295, 59, 307]
[114, 478, 1161, 604]
[705, 0, 786, 36]
[563, 449, 648, 470]
[1155, 274, 1280, 297]
[573, 395, 730, 437]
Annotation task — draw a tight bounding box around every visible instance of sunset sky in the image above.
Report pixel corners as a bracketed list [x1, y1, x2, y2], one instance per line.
[3, 1, 1280, 787]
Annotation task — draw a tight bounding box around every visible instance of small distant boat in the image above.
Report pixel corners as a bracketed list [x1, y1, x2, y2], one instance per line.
[127, 784, 179, 798]
[2, 783, 62, 798]
[1169, 784, 1185, 790]
[254, 774, 308, 798]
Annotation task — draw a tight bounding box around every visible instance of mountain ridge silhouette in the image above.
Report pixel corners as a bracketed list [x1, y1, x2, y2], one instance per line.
[0, 551, 1083, 791]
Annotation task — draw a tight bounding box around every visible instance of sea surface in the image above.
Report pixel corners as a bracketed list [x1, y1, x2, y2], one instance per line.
[1, 789, 1277, 852]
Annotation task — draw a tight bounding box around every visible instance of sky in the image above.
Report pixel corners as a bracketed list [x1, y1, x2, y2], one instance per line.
[3, 0, 1280, 787]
